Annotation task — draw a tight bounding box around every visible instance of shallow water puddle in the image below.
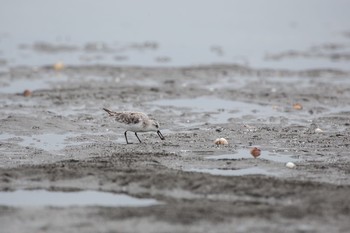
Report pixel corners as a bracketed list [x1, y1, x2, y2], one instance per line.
[0, 74, 69, 94]
[0, 74, 112, 94]
[185, 149, 299, 177]
[150, 97, 265, 113]
[206, 149, 300, 163]
[0, 133, 82, 151]
[0, 79, 49, 94]
[0, 190, 159, 207]
[186, 167, 278, 176]
[149, 97, 307, 124]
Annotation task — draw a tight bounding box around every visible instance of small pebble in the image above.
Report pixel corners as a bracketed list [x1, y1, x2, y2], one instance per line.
[286, 162, 296, 169]
[250, 147, 261, 158]
[214, 138, 228, 145]
[314, 128, 323, 133]
[53, 62, 64, 71]
[23, 89, 32, 97]
[293, 103, 303, 110]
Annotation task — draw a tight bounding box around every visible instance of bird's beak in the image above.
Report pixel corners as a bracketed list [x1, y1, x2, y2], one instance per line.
[157, 130, 165, 140]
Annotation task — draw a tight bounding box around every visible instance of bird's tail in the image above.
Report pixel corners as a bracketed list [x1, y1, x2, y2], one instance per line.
[103, 108, 115, 116]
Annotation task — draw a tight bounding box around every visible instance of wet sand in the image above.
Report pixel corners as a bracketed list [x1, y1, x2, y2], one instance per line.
[0, 64, 350, 232]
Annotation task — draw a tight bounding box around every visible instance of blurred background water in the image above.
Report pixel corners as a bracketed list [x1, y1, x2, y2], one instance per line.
[0, 0, 350, 69]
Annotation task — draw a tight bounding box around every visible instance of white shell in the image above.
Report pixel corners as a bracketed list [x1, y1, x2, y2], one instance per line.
[286, 162, 296, 169]
[214, 138, 228, 145]
[314, 128, 323, 133]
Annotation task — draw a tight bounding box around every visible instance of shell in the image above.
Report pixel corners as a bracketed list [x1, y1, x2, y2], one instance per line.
[293, 103, 303, 110]
[214, 138, 228, 145]
[53, 62, 64, 71]
[23, 89, 32, 97]
[250, 147, 261, 158]
[286, 162, 296, 169]
[314, 128, 323, 133]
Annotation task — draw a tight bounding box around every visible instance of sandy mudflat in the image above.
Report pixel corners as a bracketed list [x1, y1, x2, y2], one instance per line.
[0, 63, 349, 233]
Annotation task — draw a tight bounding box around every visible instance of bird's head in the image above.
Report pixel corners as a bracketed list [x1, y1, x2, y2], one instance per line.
[150, 120, 165, 140]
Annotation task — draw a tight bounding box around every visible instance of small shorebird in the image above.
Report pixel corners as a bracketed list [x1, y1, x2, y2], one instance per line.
[103, 108, 165, 144]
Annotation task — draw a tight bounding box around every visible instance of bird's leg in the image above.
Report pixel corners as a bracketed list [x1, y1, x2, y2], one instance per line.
[134, 132, 142, 143]
[124, 131, 132, 144]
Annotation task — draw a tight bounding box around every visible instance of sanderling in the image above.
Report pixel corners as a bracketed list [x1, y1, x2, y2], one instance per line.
[103, 108, 165, 144]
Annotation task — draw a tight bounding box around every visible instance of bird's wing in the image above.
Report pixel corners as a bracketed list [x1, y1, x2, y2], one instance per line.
[114, 112, 146, 125]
